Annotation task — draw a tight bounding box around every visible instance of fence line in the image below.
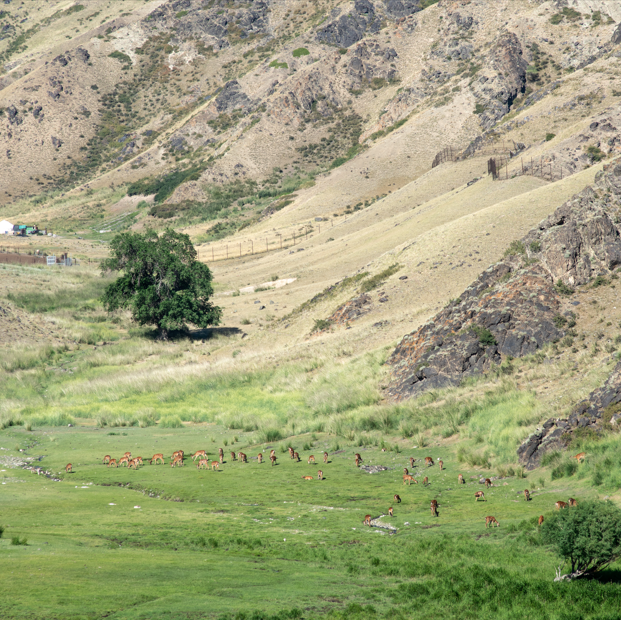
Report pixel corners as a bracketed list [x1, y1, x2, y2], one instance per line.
[488, 156, 567, 182]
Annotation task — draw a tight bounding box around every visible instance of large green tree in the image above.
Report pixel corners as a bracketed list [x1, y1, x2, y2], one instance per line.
[101, 229, 222, 339]
[541, 500, 621, 580]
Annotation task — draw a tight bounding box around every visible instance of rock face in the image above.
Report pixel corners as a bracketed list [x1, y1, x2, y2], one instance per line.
[215, 80, 252, 113]
[384, 0, 422, 19]
[386, 162, 621, 401]
[327, 293, 373, 326]
[518, 360, 621, 469]
[317, 0, 382, 48]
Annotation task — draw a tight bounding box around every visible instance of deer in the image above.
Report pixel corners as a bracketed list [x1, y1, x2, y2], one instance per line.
[270, 454, 277, 466]
[409, 457, 416, 468]
[219, 453, 224, 464]
[171, 455, 183, 468]
[323, 452, 328, 464]
[425, 456, 434, 467]
[135, 457, 143, 465]
[270, 449, 276, 459]
[430, 500, 438, 517]
[475, 491, 486, 502]
[555, 501, 568, 510]
[288, 446, 295, 459]
[394, 494, 401, 504]
[524, 489, 531, 502]
[363, 515, 372, 526]
[403, 474, 417, 485]
[355, 457, 361, 468]
[218, 447, 224, 461]
[293, 451, 300, 462]
[211, 461, 220, 471]
[388, 507, 394, 517]
[230, 451, 237, 461]
[237, 452, 247, 463]
[485, 478, 492, 488]
[150, 454, 164, 465]
[458, 474, 465, 484]
[403, 467, 409, 475]
[574, 452, 586, 463]
[172, 450, 184, 462]
[197, 458, 209, 470]
[119, 456, 130, 467]
[257, 453, 263, 464]
[65, 463, 72, 473]
[123, 452, 132, 460]
[538, 515, 544, 526]
[438, 460, 443, 471]
[302, 476, 313, 481]
[308, 455, 315, 464]
[569, 497, 577, 507]
[128, 458, 138, 469]
[354, 453, 363, 463]
[103, 455, 111, 464]
[423, 476, 429, 486]
[485, 516, 499, 528]
[192, 450, 207, 461]
[108, 458, 117, 468]
[318, 470, 323, 480]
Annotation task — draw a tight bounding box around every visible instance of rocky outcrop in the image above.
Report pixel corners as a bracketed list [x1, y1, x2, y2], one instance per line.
[386, 161, 621, 401]
[327, 293, 373, 326]
[317, 0, 382, 48]
[215, 80, 252, 113]
[518, 359, 621, 469]
[384, 0, 422, 19]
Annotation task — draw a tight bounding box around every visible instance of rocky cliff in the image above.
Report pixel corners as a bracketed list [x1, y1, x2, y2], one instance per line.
[386, 160, 621, 401]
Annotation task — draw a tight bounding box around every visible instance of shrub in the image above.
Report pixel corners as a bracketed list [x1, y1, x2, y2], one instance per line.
[504, 240, 526, 257]
[555, 280, 575, 296]
[470, 325, 497, 347]
[474, 103, 485, 115]
[529, 241, 542, 253]
[360, 264, 400, 293]
[292, 48, 310, 58]
[545, 133, 556, 142]
[269, 60, 288, 69]
[260, 428, 283, 443]
[11, 536, 27, 546]
[551, 460, 577, 480]
[553, 315, 567, 329]
[587, 145, 605, 163]
[159, 415, 183, 428]
[311, 319, 331, 333]
[541, 500, 621, 576]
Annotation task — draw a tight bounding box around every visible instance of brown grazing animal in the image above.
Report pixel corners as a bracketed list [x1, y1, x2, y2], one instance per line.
[239, 452, 248, 463]
[318, 470, 323, 480]
[192, 450, 207, 461]
[123, 452, 132, 460]
[409, 457, 416, 468]
[218, 448, 224, 459]
[108, 458, 117, 468]
[438, 460, 443, 471]
[150, 454, 164, 465]
[65, 463, 72, 473]
[231, 451, 237, 461]
[538, 515, 544, 526]
[270, 449, 276, 458]
[524, 489, 530, 502]
[569, 497, 577, 507]
[485, 478, 492, 488]
[363, 515, 372, 526]
[270, 454, 277, 466]
[103, 455, 111, 464]
[211, 461, 220, 471]
[355, 453, 363, 463]
[556, 501, 568, 510]
[425, 456, 434, 467]
[485, 516, 499, 528]
[219, 453, 224, 464]
[197, 458, 209, 470]
[288, 447, 295, 459]
[388, 507, 394, 517]
[574, 452, 586, 463]
[172, 450, 183, 462]
[403, 474, 416, 485]
[171, 455, 184, 468]
[475, 491, 486, 501]
[458, 474, 465, 484]
[257, 453, 263, 464]
[430, 500, 438, 517]
[302, 476, 313, 480]
[394, 494, 401, 504]
[403, 467, 409, 475]
[355, 457, 361, 468]
[118, 456, 129, 467]
[423, 476, 429, 486]
[293, 452, 300, 462]
[323, 452, 328, 464]
[308, 455, 315, 464]
[128, 459, 138, 469]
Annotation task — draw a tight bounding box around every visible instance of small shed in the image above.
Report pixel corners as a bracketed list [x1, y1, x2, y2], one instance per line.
[0, 220, 13, 235]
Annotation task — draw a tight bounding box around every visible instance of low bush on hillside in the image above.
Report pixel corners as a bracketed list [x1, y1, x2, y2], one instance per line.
[360, 264, 400, 293]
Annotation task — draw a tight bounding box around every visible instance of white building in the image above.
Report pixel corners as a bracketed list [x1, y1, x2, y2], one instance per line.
[0, 220, 13, 235]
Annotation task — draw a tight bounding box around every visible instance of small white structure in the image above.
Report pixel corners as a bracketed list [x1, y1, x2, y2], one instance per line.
[0, 220, 13, 235]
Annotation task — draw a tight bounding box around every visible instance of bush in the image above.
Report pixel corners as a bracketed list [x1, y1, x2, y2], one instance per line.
[529, 241, 541, 253]
[541, 500, 621, 576]
[555, 280, 575, 296]
[470, 324, 497, 347]
[11, 536, 28, 546]
[260, 428, 283, 443]
[360, 264, 400, 293]
[311, 319, 331, 333]
[551, 460, 578, 480]
[159, 415, 183, 429]
[292, 48, 309, 58]
[545, 133, 556, 142]
[504, 240, 526, 257]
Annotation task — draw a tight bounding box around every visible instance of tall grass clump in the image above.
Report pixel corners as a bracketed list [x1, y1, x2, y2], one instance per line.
[259, 428, 284, 443]
[29, 411, 74, 427]
[159, 415, 183, 428]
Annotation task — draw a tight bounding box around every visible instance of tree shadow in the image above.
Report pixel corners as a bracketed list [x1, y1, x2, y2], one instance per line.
[140, 326, 245, 342]
[589, 569, 621, 584]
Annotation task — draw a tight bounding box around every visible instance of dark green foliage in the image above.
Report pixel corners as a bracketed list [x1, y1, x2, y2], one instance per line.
[555, 280, 575, 296]
[175, 10, 188, 18]
[470, 325, 497, 347]
[587, 145, 605, 163]
[541, 500, 621, 575]
[101, 229, 221, 339]
[11, 536, 28, 546]
[127, 165, 206, 203]
[545, 133, 556, 142]
[592, 275, 609, 287]
[312, 319, 332, 333]
[360, 264, 400, 293]
[108, 50, 132, 69]
[0, 525, 4, 538]
[269, 60, 288, 69]
[504, 240, 526, 257]
[529, 240, 542, 253]
[553, 315, 567, 329]
[551, 460, 578, 480]
[474, 103, 485, 115]
[292, 48, 310, 58]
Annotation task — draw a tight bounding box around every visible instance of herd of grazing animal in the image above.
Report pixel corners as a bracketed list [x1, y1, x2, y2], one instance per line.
[65, 448, 587, 530]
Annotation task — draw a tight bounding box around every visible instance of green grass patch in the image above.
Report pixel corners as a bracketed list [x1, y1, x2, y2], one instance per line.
[359, 264, 400, 293]
[292, 48, 310, 58]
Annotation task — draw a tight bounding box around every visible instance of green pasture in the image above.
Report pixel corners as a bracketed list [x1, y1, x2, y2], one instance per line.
[2, 423, 621, 620]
